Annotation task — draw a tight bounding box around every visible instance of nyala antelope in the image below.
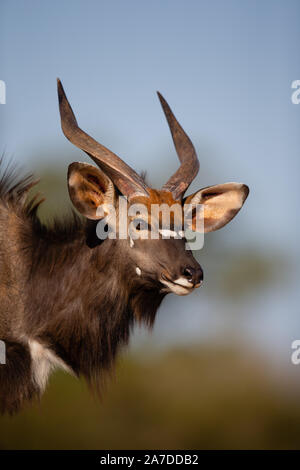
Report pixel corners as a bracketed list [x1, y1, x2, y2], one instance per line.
[0, 80, 249, 413]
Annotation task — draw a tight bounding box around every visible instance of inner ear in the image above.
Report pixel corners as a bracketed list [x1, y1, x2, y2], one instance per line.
[67, 162, 115, 220]
[85, 173, 107, 193]
[184, 182, 249, 233]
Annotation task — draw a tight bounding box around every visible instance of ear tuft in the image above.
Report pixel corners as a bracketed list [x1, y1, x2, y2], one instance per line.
[67, 162, 115, 220]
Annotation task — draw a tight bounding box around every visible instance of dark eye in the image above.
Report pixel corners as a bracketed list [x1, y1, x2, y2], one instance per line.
[135, 219, 148, 231]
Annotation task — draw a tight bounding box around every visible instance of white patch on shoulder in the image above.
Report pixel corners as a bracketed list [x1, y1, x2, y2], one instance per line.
[28, 340, 72, 391]
[136, 267, 141, 276]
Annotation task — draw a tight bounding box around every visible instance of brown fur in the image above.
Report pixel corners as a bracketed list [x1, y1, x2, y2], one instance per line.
[0, 162, 248, 414]
[0, 165, 165, 414]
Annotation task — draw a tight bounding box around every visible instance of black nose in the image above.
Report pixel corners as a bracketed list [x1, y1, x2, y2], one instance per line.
[182, 266, 203, 286]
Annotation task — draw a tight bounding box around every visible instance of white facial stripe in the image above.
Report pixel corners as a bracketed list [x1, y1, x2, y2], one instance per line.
[136, 267, 141, 276]
[159, 229, 184, 239]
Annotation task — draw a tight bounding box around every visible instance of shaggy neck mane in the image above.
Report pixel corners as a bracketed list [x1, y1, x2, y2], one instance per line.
[0, 169, 165, 386]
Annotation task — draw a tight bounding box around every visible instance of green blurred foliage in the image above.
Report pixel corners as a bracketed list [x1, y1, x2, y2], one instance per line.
[214, 249, 286, 300]
[1, 346, 300, 450]
[28, 166, 71, 222]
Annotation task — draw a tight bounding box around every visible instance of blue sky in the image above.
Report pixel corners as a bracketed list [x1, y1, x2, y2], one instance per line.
[1, 1, 299, 246]
[1, 0, 300, 361]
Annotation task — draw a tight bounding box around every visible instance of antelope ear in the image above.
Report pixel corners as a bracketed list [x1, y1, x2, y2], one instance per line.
[67, 162, 116, 220]
[184, 182, 249, 233]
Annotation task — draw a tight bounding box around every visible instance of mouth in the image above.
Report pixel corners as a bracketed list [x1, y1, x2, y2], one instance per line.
[160, 273, 202, 296]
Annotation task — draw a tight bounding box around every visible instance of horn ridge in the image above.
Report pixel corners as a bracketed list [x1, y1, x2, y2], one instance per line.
[57, 79, 149, 199]
[157, 92, 199, 200]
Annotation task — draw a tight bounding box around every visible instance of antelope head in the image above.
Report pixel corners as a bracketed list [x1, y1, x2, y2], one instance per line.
[57, 80, 249, 296]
